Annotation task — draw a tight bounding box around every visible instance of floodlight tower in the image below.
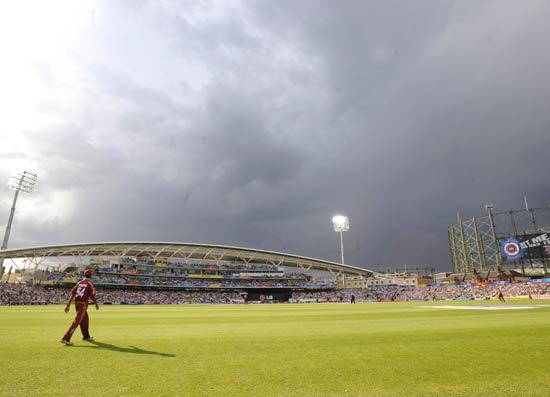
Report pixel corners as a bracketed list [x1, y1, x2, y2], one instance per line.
[0, 171, 37, 278]
[484, 203, 501, 267]
[332, 215, 349, 265]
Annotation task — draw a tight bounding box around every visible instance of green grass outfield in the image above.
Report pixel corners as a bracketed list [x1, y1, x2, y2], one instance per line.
[1, 300, 550, 397]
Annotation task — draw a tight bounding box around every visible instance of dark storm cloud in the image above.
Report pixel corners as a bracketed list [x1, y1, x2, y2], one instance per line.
[1, 1, 550, 271]
[242, 0, 550, 267]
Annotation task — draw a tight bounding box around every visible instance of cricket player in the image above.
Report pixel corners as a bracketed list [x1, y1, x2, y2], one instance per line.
[60, 268, 99, 346]
[496, 288, 506, 303]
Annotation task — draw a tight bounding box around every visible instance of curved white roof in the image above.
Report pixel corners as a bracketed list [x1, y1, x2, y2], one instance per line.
[0, 241, 373, 276]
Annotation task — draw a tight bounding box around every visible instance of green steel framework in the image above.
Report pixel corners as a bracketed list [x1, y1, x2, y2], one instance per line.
[449, 207, 550, 273]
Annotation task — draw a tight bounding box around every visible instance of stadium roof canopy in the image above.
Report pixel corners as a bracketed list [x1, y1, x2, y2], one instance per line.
[0, 242, 374, 277]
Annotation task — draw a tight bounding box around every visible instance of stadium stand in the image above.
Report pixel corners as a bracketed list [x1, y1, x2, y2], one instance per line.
[39, 259, 335, 290]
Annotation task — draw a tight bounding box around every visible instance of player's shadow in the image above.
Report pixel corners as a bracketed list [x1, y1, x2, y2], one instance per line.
[75, 341, 175, 357]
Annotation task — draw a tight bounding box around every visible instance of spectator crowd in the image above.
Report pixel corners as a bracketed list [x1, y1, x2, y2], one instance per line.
[291, 282, 550, 302]
[0, 282, 243, 305]
[1, 280, 549, 305]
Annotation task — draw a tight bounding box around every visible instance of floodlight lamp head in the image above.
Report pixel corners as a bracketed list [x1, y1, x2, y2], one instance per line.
[484, 203, 494, 212]
[332, 215, 350, 232]
[7, 171, 37, 193]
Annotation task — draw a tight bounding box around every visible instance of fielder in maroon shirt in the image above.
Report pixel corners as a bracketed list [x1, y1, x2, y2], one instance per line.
[60, 268, 99, 346]
[497, 288, 506, 303]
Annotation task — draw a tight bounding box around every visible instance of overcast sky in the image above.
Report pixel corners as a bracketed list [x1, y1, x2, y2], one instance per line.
[1, 0, 549, 271]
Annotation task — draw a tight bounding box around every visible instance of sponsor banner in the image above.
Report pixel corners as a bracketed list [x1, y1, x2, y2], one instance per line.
[63, 277, 78, 283]
[238, 272, 284, 278]
[187, 274, 223, 279]
[37, 280, 58, 286]
[499, 233, 550, 261]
